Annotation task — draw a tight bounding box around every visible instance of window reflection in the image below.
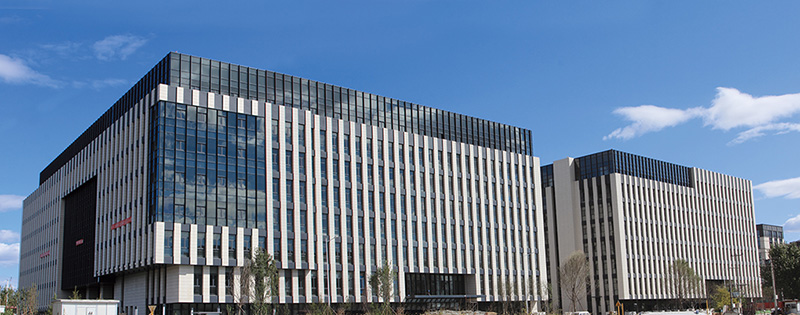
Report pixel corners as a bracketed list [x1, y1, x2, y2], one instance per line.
[150, 101, 266, 228]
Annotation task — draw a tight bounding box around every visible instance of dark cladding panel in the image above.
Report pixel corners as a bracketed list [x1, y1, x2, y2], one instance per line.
[42, 52, 535, 186]
[168, 52, 534, 155]
[404, 272, 467, 297]
[573, 149, 694, 187]
[62, 178, 97, 290]
[541, 164, 554, 187]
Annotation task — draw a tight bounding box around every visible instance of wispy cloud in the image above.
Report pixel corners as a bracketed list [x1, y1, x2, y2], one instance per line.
[729, 123, 800, 145]
[0, 243, 19, 266]
[2, 34, 146, 88]
[40, 41, 83, 59]
[92, 34, 147, 61]
[0, 54, 60, 87]
[72, 78, 128, 89]
[604, 105, 703, 140]
[605, 88, 800, 144]
[0, 231, 19, 244]
[754, 177, 800, 199]
[784, 214, 800, 233]
[0, 16, 22, 24]
[0, 195, 24, 212]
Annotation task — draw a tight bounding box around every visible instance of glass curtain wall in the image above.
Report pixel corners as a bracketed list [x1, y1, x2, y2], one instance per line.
[149, 101, 267, 228]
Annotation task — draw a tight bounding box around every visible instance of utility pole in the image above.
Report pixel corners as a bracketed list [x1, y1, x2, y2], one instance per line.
[705, 278, 710, 315]
[732, 253, 742, 314]
[326, 235, 339, 309]
[769, 259, 778, 311]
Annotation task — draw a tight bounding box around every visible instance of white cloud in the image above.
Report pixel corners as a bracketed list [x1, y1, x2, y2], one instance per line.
[0, 195, 24, 212]
[784, 214, 800, 233]
[0, 231, 19, 243]
[603, 105, 703, 140]
[754, 177, 800, 199]
[92, 35, 147, 61]
[704, 87, 800, 130]
[729, 122, 800, 145]
[0, 205, 22, 267]
[0, 54, 60, 87]
[0, 243, 19, 266]
[605, 87, 800, 143]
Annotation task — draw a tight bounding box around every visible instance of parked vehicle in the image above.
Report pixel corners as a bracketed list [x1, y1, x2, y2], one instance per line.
[772, 300, 800, 315]
[785, 301, 799, 315]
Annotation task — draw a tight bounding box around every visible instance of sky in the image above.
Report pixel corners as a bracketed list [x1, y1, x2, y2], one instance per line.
[1, 1, 799, 288]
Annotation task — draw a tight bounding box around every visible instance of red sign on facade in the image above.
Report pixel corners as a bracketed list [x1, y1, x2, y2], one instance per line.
[40, 251, 50, 258]
[76, 239, 84, 246]
[111, 216, 132, 230]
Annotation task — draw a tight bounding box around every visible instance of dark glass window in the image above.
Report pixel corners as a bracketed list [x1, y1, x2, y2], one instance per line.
[244, 234, 252, 259]
[344, 134, 350, 155]
[286, 151, 293, 174]
[209, 267, 218, 296]
[285, 121, 292, 144]
[197, 231, 206, 259]
[181, 231, 190, 259]
[213, 232, 221, 259]
[299, 153, 306, 176]
[225, 267, 233, 297]
[194, 266, 203, 296]
[332, 132, 339, 154]
[272, 119, 279, 143]
[320, 130, 327, 151]
[165, 230, 173, 259]
[228, 231, 236, 260]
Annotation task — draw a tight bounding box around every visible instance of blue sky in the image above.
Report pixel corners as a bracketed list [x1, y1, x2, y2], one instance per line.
[1, 1, 799, 287]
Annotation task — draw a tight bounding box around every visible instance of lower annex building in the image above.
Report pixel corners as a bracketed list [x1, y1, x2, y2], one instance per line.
[756, 224, 784, 265]
[20, 53, 548, 313]
[541, 150, 761, 314]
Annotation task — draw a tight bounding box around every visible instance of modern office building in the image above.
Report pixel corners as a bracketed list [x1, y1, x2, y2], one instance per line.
[756, 224, 784, 264]
[541, 150, 761, 314]
[20, 52, 548, 313]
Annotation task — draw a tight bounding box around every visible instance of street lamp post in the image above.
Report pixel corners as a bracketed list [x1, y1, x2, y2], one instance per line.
[769, 259, 778, 311]
[731, 253, 743, 314]
[326, 235, 340, 309]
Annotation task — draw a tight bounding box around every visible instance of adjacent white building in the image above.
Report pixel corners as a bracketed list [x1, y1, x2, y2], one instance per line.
[541, 150, 761, 314]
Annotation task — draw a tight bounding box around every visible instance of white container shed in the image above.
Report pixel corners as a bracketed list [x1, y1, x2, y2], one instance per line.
[52, 299, 119, 315]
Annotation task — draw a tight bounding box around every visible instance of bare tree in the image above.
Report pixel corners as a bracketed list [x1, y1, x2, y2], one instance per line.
[369, 264, 396, 315]
[532, 275, 553, 315]
[232, 263, 252, 315]
[526, 275, 536, 315]
[668, 259, 701, 310]
[501, 278, 514, 315]
[249, 248, 279, 315]
[543, 282, 554, 314]
[18, 283, 38, 315]
[559, 251, 589, 313]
